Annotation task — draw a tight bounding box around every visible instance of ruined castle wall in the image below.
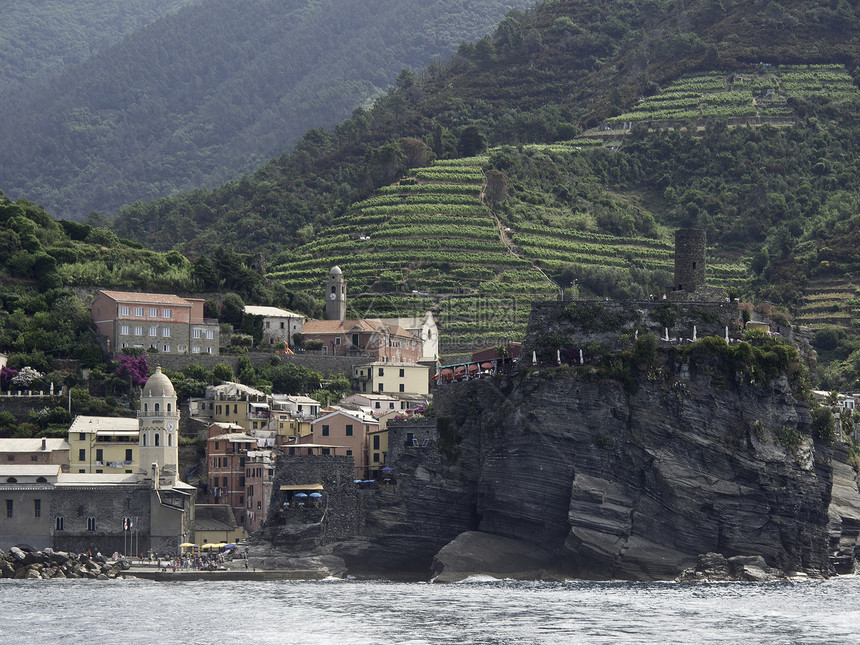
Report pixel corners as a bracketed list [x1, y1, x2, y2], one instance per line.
[523, 299, 742, 357]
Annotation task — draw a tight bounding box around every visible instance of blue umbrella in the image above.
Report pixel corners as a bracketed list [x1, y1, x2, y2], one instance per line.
[354, 479, 363, 483]
[309, 492, 323, 498]
[294, 492, 308, 498]
[223, 543, 237, 549]
[381, 467, 394, 472]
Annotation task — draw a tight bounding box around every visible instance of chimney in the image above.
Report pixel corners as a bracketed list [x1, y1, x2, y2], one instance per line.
[41, 437, 47, 451]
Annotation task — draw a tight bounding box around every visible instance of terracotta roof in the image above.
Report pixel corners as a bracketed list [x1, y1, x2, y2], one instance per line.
[303, 318, 415, 338]
[98, 290, 191, 306]
[313, 409, 379, 426]
[303, 319, 376, 334]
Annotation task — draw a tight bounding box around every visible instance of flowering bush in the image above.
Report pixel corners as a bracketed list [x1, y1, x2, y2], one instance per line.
[116, 354, 149, 387]
[10, 366, 43, 389]
[0, 366, 18, 390]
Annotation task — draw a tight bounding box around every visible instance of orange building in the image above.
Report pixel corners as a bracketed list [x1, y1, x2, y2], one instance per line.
[300, 409, 379, 477]
[207, 423, 255, 528]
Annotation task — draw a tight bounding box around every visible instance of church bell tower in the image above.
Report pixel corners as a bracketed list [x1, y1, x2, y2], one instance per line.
[325, 265, 346, 321]
[137, 366, 179, 488]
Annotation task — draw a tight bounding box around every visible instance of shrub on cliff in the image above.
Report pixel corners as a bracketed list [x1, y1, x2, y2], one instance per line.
[633, 332, 658, 367]
[811, 403, 837, 444]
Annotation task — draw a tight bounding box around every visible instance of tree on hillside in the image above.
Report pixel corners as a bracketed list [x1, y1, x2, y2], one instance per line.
[401, 137, 433, 168]
[220, 293, 245, 327]
[212, 363, 234, 383]
[364, 141, 407, 188]
[458, 126, 487, 157]
[484, 169, 509, 208]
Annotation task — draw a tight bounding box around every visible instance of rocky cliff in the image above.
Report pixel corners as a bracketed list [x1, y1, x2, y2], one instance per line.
[329, 346, 860, 580]
[257, 319, 860, 580]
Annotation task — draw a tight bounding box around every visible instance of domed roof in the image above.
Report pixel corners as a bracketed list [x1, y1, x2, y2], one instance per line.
[329, 265, 342, 276]
[142, 366, 175, 398]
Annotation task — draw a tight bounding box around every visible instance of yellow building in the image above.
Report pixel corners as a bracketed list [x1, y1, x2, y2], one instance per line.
[193, 504, 247, 545]
[352, 362, 430, 396]
[368, 428, 389, 471]
[188, 382, 273, 434]
[273, 412, 312, 440]
[68, 416, 139, 474]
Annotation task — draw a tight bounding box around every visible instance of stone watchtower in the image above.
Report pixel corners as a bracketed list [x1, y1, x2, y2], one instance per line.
[138, 366, 179, 488]
[325, 265, 346, 321]
[674, 229, 706, 293]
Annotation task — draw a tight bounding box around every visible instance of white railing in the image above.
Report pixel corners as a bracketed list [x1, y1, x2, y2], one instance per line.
[1, 383, 61, 397]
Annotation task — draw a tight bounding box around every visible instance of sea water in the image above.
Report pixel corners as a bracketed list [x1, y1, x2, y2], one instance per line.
[1, 576, 858, 644]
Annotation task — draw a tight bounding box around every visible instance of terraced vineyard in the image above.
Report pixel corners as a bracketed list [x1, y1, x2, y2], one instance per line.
[796, 277, 860, 329]
[508, 209, 747, 291]
[605, 64, 855, 128]
[270, 67, 829, 353]
[269, 157, 556, 354]
[269, 147, 750, 354]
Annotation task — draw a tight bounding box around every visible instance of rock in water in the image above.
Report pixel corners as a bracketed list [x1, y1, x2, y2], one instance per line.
[431, 531, 566, 582]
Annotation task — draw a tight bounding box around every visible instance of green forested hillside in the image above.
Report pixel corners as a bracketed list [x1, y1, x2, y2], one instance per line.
[6, 0, 860, 382]
[105, 0, 860, 371]
[109, 0, 860, 256]
[0, 190, 319, 333]
[0, 0, 534, 220]
[0, 191, 334, 438]
[0, 0, 197, 88]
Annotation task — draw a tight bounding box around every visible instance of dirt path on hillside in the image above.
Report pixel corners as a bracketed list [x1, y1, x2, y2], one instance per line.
[479, 168, 559, 295]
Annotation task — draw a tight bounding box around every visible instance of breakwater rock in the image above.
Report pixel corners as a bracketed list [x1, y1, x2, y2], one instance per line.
[0, 547, 130, 579]
[677, 552, 787, 582]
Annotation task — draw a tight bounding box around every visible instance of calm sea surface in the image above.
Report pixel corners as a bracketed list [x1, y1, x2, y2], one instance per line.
[1, 575, 858, 644]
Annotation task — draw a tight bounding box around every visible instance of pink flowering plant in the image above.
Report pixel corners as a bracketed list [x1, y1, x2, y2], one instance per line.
[0, 366, 18, 390]
[115, 354, 149, 387]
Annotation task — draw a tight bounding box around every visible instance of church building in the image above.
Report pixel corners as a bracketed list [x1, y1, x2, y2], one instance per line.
[301, 266, 433, 363]
[0, 368, 196, 554]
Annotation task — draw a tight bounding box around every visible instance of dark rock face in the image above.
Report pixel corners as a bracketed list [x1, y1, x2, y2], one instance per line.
[677, 552, 787, 582]
[826, 445, 860, 575]
[431, 531, 566, 582]
[351, 365, 843, 580]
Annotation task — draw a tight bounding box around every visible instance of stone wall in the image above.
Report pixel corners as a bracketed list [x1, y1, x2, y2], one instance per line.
[387, 419, 438, 466]
[674, 228, 707, 292]
[0, 394, 66, 418]
[263, 455, 357, 548]
[147, 351, 371, 378]
[49, 485, 152, 555]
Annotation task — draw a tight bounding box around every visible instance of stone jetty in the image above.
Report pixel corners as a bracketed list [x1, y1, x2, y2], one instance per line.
[0, 547, 130, 580]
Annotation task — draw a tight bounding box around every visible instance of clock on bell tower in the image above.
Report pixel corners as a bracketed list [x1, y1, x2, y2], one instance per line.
[325, 265, 346, 321]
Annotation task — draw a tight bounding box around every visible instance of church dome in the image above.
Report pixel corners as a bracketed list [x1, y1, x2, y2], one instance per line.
[142, 366, 175, 398]
[329, 265, 343, 276]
